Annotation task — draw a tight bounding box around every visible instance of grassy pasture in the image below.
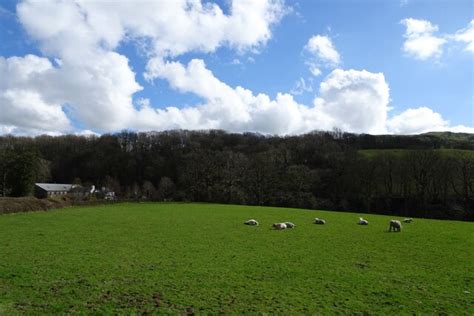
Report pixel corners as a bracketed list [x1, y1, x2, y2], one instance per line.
[0, 203, 473, 314]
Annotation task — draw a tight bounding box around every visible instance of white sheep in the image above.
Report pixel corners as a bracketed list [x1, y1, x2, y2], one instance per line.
[358, 217, 369, 225]
[244, 219, 259, 226]
[314, 218, 326, 225]
[285, 222, 295, 228]
[389, 220, 402, 232]
[272, 223, 287, 230]
[403, 218, 413, 223]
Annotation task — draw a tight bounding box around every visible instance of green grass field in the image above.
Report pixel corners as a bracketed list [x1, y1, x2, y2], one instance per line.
[0, 203, 473, 314]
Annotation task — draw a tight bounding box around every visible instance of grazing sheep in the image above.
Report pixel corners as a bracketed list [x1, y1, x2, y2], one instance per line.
[244, 219, 259, 226]
[272, 223, 287, 230]
[314, 218, 326, 225]
[358, 217, 369, 225]
[389, 220, 402, 232]
[285, 222, 295, 228]
[403, 218, 413, 223]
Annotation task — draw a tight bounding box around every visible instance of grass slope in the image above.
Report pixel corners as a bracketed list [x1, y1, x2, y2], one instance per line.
[0, 203, 473, 314]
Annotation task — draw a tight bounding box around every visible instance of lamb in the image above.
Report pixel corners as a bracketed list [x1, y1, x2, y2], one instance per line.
[403, 218, 413, 223]
[314, 218, 326, 225]
[358, 217, 369, 225]
[272, 223, 287, 230]
[244, 219, 259, 226]
[389, 220, 402, 232]
[285, 222, 295, 228]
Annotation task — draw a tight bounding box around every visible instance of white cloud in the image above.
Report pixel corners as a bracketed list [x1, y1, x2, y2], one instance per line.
[401, 18, 446, 60]
[305, 35, 340, 76]
[17, 0, 286, 59]
[144, 58, 311, 134]
[0, 55, 71, 135]
[387, 107, 474, 134]
[231, 59, 241, 65]
[2, 52, 469, 136]
[387, 107, 447, 134]
[74, 130, 100, 137]
[306, 35, 340, 64]
[0, 125, 15, 135]
[1, 2, 472, 136]
[308, 65, 322, 77]
[313, 69, 390, 134]
[0, 53, 142, 133]
[153, 63, 470, 136]
[1, 53, 470, 135]
[55, 51, 142, 131]
[452, 20, 474, 52]
[400, 18, 474, 59]
[447, 125, 474, 133]
[290, 77, 313, 95]
[402, 18, 438, 35]
[0, 90, 70, 133]
[2, 0, 286, 134]
[146, 60, 392, 134]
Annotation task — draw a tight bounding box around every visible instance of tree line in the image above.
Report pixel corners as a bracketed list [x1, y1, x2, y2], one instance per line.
[0, 130, 473, 220]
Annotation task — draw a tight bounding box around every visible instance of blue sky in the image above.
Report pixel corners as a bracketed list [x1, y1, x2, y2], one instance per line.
[0, 0, 472, 135]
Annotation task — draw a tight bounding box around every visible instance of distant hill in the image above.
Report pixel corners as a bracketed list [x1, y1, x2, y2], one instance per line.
[341, 131, 474, 151]
[423, 131, 474, 140]
[359, 148, 474, 159]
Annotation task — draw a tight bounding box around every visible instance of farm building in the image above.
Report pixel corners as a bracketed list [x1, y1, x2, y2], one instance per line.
[69, 185, 95, 199]
[34, 183, 73, 199]
[93, 187, 116, 200]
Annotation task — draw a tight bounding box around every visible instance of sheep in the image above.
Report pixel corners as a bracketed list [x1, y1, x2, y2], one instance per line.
[285, 222, 295, 228]
[358, 217, 369, 225]
[244, 219, 259, 226]
[389, 220, 402, 232]
[272, 223, 287, 230]
[403, 218, 413, 223]
[314, 218, 326, 225]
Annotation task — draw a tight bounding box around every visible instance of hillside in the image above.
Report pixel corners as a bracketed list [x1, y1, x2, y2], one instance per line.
[1, 130, 473, 220]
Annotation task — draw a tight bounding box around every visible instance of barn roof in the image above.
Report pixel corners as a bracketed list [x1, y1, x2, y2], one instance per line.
[35, 183, 73, 192]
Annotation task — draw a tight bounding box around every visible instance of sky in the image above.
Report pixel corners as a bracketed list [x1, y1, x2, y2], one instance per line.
[0, 0, 473, 136]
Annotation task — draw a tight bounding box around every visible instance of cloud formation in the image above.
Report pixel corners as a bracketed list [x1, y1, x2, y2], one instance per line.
[1, 52, 470, 136]
[145, 58, 314, 134]
[401, 18, 446, 59]
[3, 0, 286, 135]
[305, 35, 341, 76]
[146, 59, 473, 135]
[0, 1, 471, 136]
[290, 77, 313, 95]
[314, 69, 389, 134]
[387, 107, 447, 134]
[401, 18, 474, 59]
[146, 59, 391, 134]
[452, 20, 474, 52]
[0, 55, 71, 135]
[17, 0, 286, 58]
[388, 107, 474, 134]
